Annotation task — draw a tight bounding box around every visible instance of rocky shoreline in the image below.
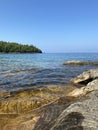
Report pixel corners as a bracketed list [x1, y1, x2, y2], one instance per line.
[0, 68, 98, 130]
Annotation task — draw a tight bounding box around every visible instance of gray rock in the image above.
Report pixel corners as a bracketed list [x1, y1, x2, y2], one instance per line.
[51, 90, 98, 130]
[85, 79, 98, 92]
[63, 60, 98, 66]
[67, 79, 98, 97]
[71, 68, 98, 84]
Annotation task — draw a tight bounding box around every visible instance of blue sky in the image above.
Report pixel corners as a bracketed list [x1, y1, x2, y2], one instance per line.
[0, 0, 98, 52]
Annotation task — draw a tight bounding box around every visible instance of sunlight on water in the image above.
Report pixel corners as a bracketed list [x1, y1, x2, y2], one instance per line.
[0, 53, 98, 92]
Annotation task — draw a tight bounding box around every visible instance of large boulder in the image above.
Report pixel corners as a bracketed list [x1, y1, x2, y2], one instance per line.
[51, 90, 98, 130]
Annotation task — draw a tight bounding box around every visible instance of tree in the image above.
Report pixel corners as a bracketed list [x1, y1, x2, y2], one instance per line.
[0, 41, 42, 53]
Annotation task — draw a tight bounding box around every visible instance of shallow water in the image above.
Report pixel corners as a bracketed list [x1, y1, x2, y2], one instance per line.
[0, 53, 98, 92]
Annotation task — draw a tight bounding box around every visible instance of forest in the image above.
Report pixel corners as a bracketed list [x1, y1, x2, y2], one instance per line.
[0, 41, 42, 53]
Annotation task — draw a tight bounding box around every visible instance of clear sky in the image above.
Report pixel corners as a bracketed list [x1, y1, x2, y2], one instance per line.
[0, 0, 98, 53]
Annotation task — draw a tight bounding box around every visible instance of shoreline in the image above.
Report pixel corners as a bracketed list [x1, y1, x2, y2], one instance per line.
[0, 68, 98, 129]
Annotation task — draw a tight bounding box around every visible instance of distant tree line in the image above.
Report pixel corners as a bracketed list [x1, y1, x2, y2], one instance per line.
[0, 41, 42, 53]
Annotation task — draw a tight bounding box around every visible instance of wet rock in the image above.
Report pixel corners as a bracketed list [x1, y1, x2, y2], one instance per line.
[67, 87, 86, 97]
[0, 85, 75, 114]
[63, 60, 98, 66]
[71, 68, 98, 85]
[0, 85, 75, 130]
[3, 96, 76, 130]
[0, 89, 53, 114]
[3, 90, 98, 130]
[0, 69, 98, 130]
[0, 114, 18, 130]
[0, 90, 10, 99]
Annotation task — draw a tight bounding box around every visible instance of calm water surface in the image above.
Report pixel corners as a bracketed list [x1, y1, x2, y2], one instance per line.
[0, 53, 98, 92]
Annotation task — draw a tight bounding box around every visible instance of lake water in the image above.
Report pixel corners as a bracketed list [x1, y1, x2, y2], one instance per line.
[0, 53, 98, 92]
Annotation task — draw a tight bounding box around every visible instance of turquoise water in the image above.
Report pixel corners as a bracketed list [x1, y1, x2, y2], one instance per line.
[0, 53, 98, 92]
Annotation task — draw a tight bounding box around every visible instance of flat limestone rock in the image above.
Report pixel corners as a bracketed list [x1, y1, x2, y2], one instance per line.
[67, 87, 86, 97]
[85, 79, 98, 92]
[0, 85, 76, 130]
[0, 85, 75, 114]
[67, 79, 98, 97]
[71, 68, 98, 84]
[63, 60, 98, 66]
[1, 69, 98, 130]
[3, 90, 98, 130]
[69, 69, 98, 97]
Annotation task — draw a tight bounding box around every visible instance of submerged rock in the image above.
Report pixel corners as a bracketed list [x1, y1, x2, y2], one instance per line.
[0, 90, 10, 99]
[3, 89, 98, 130]
[2, 96, 77, 130]
[0, 85, 75, 115]
[0, 68, 98, 130]
[0, 85, 75, 130]
[63, 60, 98, 66]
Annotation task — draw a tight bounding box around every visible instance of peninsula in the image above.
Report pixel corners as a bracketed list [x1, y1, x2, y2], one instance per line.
[0, 41, 42, 53]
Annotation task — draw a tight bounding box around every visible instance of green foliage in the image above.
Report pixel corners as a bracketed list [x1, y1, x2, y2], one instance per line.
[0, 41, 42, 53]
